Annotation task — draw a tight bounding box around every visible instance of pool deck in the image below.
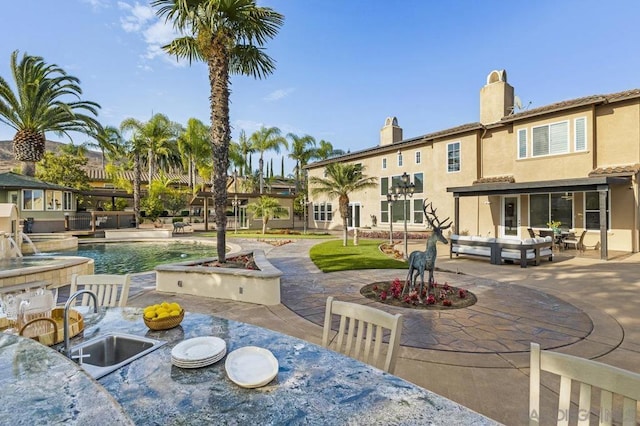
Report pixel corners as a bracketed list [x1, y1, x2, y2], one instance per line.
[113, 236, 639, 424]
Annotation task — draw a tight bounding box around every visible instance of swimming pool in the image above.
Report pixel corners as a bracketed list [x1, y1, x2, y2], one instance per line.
[58, 241, 215, 274]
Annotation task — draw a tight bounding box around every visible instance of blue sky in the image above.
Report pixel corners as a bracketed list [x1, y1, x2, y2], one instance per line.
[1, 0, 639, 174]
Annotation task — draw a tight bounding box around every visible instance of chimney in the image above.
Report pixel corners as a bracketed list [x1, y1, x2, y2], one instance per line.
[380, 117, 403, 146]
[480, 70, 514, 124]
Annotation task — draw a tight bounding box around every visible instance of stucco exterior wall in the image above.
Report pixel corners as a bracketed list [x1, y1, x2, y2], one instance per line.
[595, 100, 640, 166]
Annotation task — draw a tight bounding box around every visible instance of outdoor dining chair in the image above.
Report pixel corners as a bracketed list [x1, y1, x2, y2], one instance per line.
[529, 342, 640, 426]
[322, 296, 403, 374]
[70, 273, 131, 307]
[527, 228, 537, 238]
[563, 230, 587, 251]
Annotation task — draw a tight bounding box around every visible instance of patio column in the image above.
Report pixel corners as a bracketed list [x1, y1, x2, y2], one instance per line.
[454, 195, 460, 235]
[598, 186, 608, 260]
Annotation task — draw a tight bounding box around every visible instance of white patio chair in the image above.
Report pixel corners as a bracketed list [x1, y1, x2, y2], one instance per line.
[563, 230, 587, 251]
[70, 273, 131, 307]
[529, 342, 640, 426]
[322, 296, 403, 374]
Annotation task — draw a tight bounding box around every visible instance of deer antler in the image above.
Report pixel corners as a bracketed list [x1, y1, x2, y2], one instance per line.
[423, 200, 452, 230]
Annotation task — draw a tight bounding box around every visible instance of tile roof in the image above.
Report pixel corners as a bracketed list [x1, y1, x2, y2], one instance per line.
[589, 164, 640, 177]
[0, 172, 75, 191]
[501, 89, 640, 123]
[83, 168, 210, 185]
[473, 176, 515, 184]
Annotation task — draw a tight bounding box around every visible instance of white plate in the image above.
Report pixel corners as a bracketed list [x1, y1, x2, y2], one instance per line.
[172, 349, 227, 369]
[171, 336, 226, 362]
[225, 346, 279, 388]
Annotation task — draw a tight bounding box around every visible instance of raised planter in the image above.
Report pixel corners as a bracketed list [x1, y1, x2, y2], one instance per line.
[155, 250, 282, 305]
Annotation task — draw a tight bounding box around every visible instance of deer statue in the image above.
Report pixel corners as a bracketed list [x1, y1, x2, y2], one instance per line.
[404, 200, 452, 299]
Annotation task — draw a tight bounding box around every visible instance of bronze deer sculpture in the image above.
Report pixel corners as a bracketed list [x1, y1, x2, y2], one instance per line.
[404, 201, 452, 299]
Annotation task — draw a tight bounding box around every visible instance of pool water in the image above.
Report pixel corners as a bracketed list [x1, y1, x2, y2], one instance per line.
[58, 242, 215, 274]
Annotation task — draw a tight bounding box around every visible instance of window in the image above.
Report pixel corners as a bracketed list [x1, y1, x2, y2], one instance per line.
[8, 191, 18, 205]
[46, 190, 63, 211]
[63, 192, 73, 210]
[517, 129, 527, 159]
[413, 173, 424, 193]
[382, 158, 387, 169]
[447, 142, 460, 172]
[22, 189, 44, 211]
[313, 202, 333, 222]
[585, 191, 609, 230]
[413, 199, 423, 223]
[532, 121, 569, 157]
[380, 177, 389, 195]
[380, 201, 389, 222]
[529, 193, 573, 228]
[575, 117, 586, 151]
[415, 151, 421, 164]
[397, 152, 403, 167]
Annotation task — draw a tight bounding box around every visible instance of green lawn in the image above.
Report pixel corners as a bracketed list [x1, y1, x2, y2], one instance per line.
[309, 239, 407, 272]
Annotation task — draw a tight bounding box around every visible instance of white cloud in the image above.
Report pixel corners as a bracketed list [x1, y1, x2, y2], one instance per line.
[119, 2, 156, 33]
[264, 88, 295, 101]
[233, 120, 265, 135]
[81, 0, 109, 10]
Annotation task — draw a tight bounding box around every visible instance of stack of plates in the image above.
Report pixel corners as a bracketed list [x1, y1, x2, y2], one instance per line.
[171, 336, 227, 369]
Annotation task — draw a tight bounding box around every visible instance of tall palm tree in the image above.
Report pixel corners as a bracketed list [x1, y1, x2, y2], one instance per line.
[237, 130, 253, 176]
[287, 133, 316, 194]
[310, 163, 377, 246]
[249, 126, 287, 194]
[229, 140, 246, 175]
[120, 113, 177, 184]
[177, 118, 211, 194]
[116, 133, 146, 228]
[87, 125, 123, 169]
[315, 139, 345, 160]
[154, 0, 283, 262]
[0, 50, 101, 176]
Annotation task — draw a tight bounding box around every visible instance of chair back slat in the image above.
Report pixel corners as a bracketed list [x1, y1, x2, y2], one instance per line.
[529, 343, 640, 426]
[322, 297, 403, 374]
[70, 274, 131, 308]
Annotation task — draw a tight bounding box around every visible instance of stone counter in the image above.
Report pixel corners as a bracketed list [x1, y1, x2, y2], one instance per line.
[1, 308, 500, 425]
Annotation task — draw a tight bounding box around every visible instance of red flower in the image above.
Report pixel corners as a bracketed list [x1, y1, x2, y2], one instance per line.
[458, 289, 467, 299]
[373, 285, 379, 292]
[426, 295, 436, 305]
[403, 295, 411, 303]
[380, 291, 388, 301]
[443, 283, 450, 291]
[443, 299, 452, 307]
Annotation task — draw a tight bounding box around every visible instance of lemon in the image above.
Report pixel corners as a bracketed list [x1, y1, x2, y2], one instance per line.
[169, 310, 181, 317]
[169, 302, 181, 311]
[144, 310, 156, 320]
[156, 312, 170, 319]
[143, 306, 155, 314]
[161, 302, 170, 309]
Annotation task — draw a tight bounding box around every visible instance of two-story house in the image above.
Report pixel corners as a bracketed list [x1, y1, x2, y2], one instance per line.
[306, 70, 640, 259]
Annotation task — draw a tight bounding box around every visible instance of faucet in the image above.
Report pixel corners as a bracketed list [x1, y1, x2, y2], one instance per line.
[63, 290, 98, 358]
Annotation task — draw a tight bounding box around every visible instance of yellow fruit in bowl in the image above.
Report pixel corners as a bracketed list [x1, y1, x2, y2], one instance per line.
[156, 312, 170, 320]
[144, 310, 156, 320]
[169, 310, 181, 317]
[169, 302, 181, 311]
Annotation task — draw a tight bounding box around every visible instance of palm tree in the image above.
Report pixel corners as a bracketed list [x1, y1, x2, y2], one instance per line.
[237, 130, 254, 176]
[310, 163, 377, 246]
[315, 139, 345, 160]
[229, 140, 246, 175]
[87, 125, 123, 169]
[120, 113, 177, 184]
[177, 118, 210, 193]
[287, 133, 316, 193]
[249, 126, 287, 194]
[247, 195, 288, 234]
[154, 0, 284, 262]
[0, 50, 101, 176]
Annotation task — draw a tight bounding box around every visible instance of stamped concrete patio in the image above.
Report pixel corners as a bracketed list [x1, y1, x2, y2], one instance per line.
[126, 237, 640, 425]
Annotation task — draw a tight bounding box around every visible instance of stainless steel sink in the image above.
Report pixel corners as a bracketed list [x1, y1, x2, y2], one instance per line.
[69, 332, 167, 379]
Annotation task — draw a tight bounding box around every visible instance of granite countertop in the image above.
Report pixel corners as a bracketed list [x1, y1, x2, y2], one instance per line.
[1, 308, 499, 425]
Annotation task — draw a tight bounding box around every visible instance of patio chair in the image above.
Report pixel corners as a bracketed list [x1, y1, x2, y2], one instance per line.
[529, 342, 640, 426]
[322, 296, 403, 374]
[527, 228, 537, 238]
[563, 230, 586, 251]
[70, 273, 131, 307]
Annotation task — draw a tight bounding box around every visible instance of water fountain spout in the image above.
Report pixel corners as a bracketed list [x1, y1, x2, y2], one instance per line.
[7, 235, 23, 258]
[20, 231, 40, 255]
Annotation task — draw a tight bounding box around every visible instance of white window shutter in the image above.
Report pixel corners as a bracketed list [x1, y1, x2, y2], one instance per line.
[532, 127, 549, 156]
[575, 117, 586, 151]
[549, 122, 568, 154]
[518, 129, 527, 158]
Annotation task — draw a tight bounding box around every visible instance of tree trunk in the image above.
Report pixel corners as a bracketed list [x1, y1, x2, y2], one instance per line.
[21, 161, 36, 177]
[339, 195, 349, 246]
[262, 218, 267, 234]
[208, 45, 231, 262]
[259, 156, 264, 194]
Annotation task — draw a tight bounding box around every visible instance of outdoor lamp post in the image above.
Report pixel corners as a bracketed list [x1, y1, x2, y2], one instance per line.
[394, 172, 415, 260]
[386, 193, 394, 245]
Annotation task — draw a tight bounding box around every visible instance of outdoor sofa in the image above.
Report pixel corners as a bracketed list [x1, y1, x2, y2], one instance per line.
[449, 235, 553, 268]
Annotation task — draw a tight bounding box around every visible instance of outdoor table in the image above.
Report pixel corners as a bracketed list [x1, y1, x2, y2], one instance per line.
[1, 308, 499, 425]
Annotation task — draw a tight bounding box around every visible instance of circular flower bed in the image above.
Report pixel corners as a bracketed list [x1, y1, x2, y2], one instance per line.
[360, 278, 477, 310]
